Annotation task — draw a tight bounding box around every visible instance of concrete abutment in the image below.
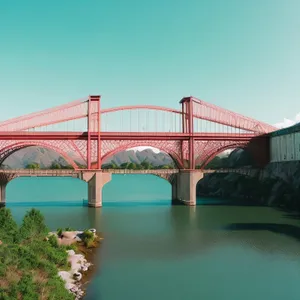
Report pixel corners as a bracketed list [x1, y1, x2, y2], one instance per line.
[82, 170, 203, 208]
[0, 170, 203, 208]
[81, 172, 112, 208]
[0, 182, 6, 207]
[171, 171, 203, 206]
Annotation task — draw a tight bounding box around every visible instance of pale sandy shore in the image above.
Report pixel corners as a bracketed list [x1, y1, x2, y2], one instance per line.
[48, 229, 98, 299]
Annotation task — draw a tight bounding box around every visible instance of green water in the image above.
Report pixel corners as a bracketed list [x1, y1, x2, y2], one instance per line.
[6, 175, 300, 300]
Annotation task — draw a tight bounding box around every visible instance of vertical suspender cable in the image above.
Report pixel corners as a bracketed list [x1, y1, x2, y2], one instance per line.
[121, 111, 123, 132]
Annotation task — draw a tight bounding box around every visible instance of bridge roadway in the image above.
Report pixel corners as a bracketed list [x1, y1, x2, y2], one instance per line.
[0, 168, 257, 208]
[0, 168, 256, 177]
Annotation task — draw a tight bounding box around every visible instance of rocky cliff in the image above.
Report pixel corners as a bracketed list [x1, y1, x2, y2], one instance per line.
[197, 161, 300, 211]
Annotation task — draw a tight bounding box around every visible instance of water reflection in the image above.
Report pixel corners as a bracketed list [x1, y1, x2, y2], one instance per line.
[85, 204, 300, 300]
[225, 223, 300, 243]
[5, 175, 300, 300]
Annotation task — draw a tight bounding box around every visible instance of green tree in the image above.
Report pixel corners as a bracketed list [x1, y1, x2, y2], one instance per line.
[19, 209, 48, 240]
[61, 164, 73, 169]
[50, 162, 61, 169]
[141, 160, 151, 169]
[0, 208, 18, 243]
[25, 163, 40, 169]
[107, 161, 118, 169]
[127, 162, 137, 169]
[161, 165, 171, 169]
[101, 163, 110, 169]
[0, 209, 75, 300]
[120, 162, 129, 169]
[205, 156, 230, 169]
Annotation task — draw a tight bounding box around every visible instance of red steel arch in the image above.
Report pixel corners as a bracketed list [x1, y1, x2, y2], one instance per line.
[0, 95, 275, 172]
[196, 142, 248, 170]
[0, 142, 78, 169]
[100, 105, 182, 115]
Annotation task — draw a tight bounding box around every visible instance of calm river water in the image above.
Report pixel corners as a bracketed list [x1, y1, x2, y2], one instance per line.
[6, 175, 300, 300]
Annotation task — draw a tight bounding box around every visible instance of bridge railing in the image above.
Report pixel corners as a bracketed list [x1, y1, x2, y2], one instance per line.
[101, 169, 179, 174]
[203, 168, 259, 175]
[0, 169, 78, 176]
[0, 168, 259, 176]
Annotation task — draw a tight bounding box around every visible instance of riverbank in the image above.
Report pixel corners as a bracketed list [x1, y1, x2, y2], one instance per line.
[53, 229, 102, 299]
[197, 162, 300, 211]
[0, 208, 102, 300]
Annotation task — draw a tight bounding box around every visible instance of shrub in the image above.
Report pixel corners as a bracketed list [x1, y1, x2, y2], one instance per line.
[0, 209, 77, 299]
[65, 243, 77, 251]
[64, 226, 74, 231]
[19, 209, 48, 241]
[82, 230, 95, 248]
[48, 234, 59, 248]
[18, 274, 39, 300]
[57, 228, 63, 237]
[0, 208, 18, 243]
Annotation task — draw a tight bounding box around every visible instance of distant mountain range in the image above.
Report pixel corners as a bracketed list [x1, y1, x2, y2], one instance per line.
[2, 147, 174, 169]
[102, 149, 174, 167]
[3, 147, 71, 169]
[1, 146, 247, 169]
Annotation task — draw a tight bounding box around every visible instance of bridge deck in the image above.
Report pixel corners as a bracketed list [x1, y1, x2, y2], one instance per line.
[0, 168, 256, 177]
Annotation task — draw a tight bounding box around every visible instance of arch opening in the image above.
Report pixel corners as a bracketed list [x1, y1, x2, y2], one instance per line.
[0, 143, 78, 170]
[6, 176, 86, 206]
[102, 171, 172, 203]
[101, 146, 182, 170]
[197, 144, 255, 170]
[196, 146, 256, 202]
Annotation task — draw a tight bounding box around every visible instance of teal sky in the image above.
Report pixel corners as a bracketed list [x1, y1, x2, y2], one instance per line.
[1, 0, 300, 126]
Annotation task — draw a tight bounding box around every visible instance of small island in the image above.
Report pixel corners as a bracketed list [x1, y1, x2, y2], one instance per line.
[0, 208, 101, 299]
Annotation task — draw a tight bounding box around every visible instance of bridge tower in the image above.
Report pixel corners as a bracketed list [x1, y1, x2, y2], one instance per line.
[170, 97, 202, 206]
[0, 94, 275, 208]
[87, 95, 102, 170]
[180, 96, 195, 169]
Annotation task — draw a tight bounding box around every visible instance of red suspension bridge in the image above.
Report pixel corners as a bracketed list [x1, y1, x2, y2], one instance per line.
[0, 95, 276, 207]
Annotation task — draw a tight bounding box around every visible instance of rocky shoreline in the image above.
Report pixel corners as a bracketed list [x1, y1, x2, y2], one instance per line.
[48, 229, 102, 299]
[197, 162, 300, 211]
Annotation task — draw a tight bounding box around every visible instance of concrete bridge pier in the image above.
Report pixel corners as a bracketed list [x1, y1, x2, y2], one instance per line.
[0, 182, 7, 207]
[81, 172, 112, 208]
[172, 171, 203, 206]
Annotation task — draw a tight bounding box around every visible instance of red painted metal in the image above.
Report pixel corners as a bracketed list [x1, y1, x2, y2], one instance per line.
[196, 141, 248, 169]
[101, 105, 182, 115]
[188, 96, 276, 134]
[0, 95, 276, 171]
[87, 97, 91, 169]
[0, 141, 78, 169]
[0, 132, 260, 140]
[0, 98, 89, 131]
[97, 96, 101, 169]
[100, 140, 185, 169]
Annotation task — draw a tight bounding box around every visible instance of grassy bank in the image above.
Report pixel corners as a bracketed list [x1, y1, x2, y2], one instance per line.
[0, 208, 97, 300]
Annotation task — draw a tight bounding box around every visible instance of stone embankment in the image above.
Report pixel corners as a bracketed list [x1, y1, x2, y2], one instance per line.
[48, 229, 99, 299]
[197, 162, 300, 211]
